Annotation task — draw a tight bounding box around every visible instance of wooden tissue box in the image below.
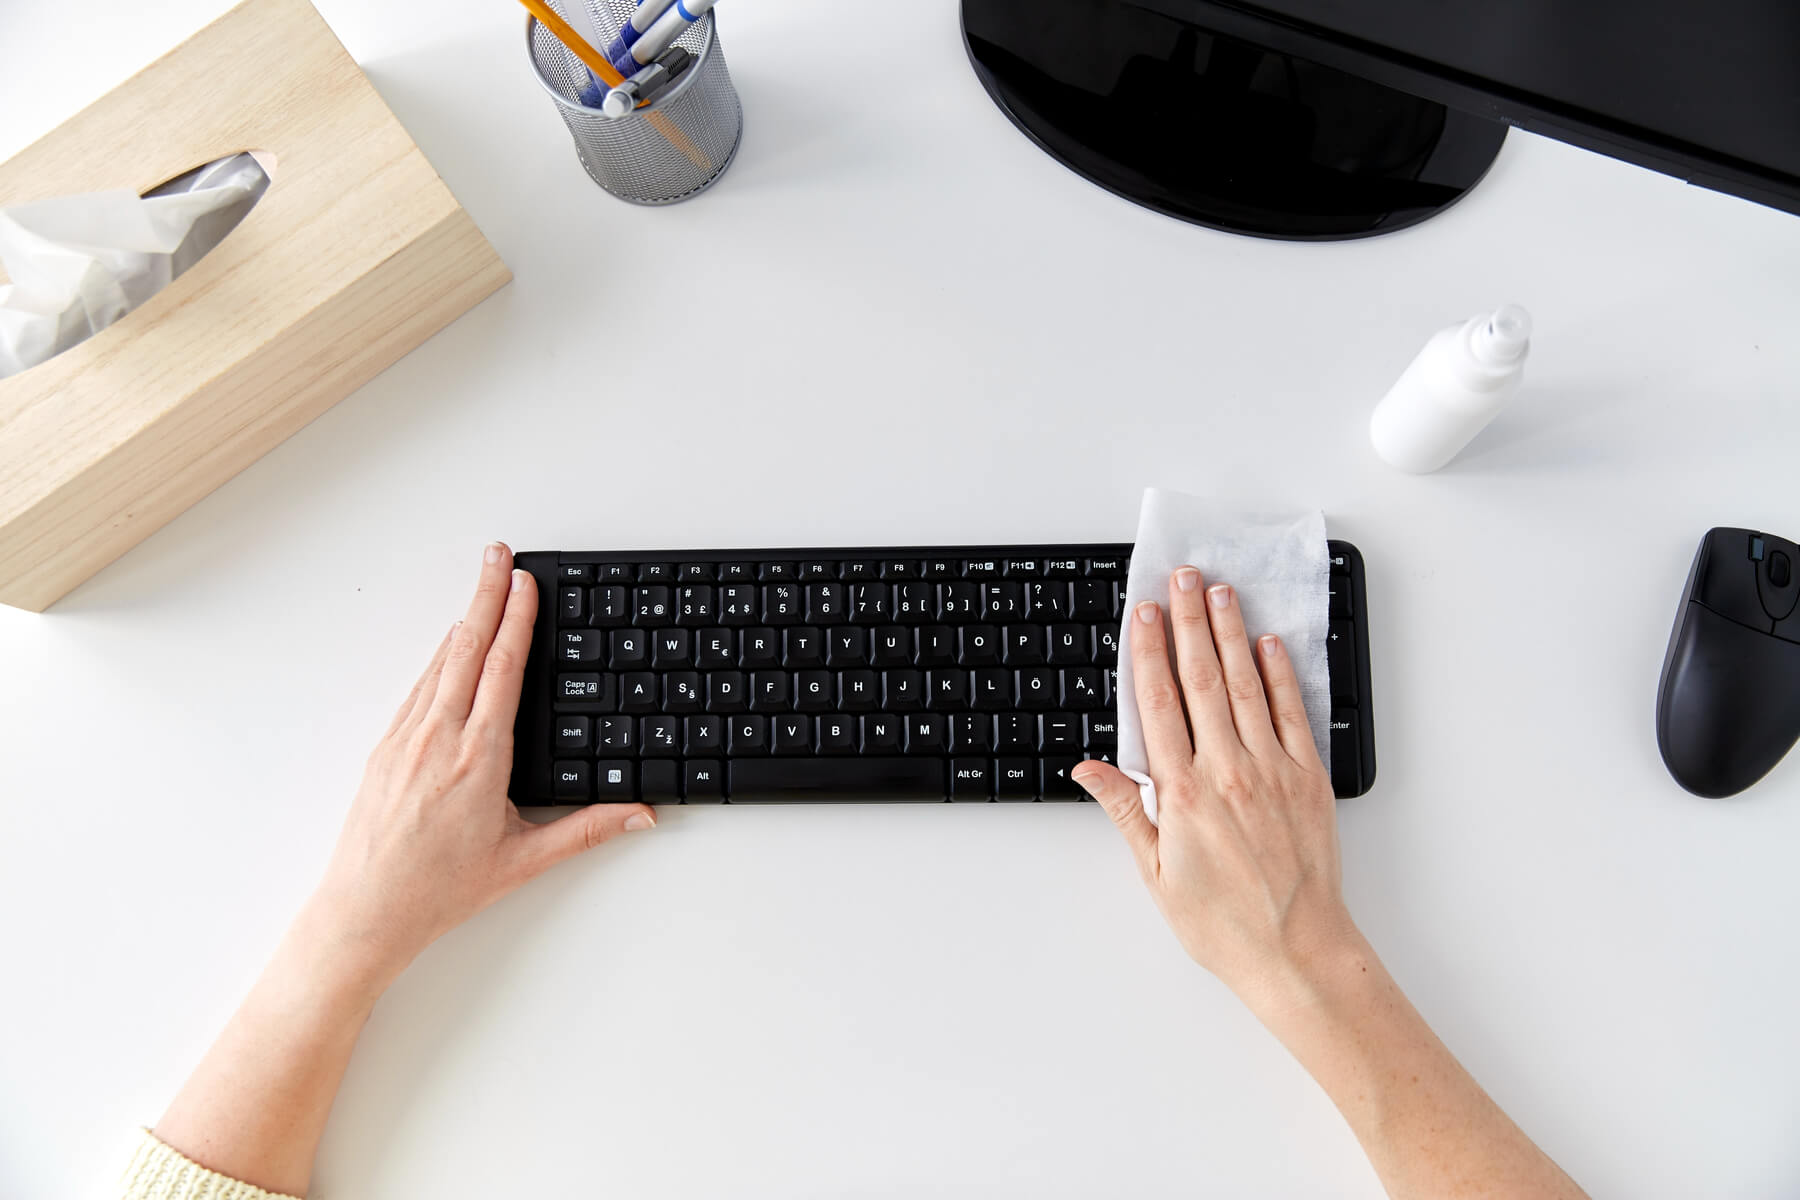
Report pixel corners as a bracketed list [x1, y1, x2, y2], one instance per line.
[0, 0, 510, 611]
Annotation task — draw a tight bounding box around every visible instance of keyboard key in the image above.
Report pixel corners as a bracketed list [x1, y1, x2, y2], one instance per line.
[851, 583, 890, 623]
[828, 627, 868, 666]
[927, 669, 969, 710]
[1040, 757, 1082, 800]
[684, 759, 725, 802]
[763, 583, 802, 624]
[807, 584, 847, 623]
[641, 760, 680, 803]
[588, 584, 629, 626]
[1063, 667, 1104, 709]
[610, 629, 649, 669]
[794, 670, 834, 711]
[1039, 713, 1080, 750]
[729, 758, 944, 802]
[870, 626, 911, 667]
[893, 582, 933, 623]
[799, 560, 836, 580]
[730, 715, 769, 754]
[597, 716, 634, 752]
[839, 560, 876, 581]
[758, 562, 797, 581]
[951, 713, 991, 752]
[553, 715, 591, 751]
[633, 587, 673, 626]
[772, 715, 813, 755]
[996, 758, 1037, 799]
[972, 669, 1010, 710]
[1016, 667, 1057, 709]
[598, 564, 634, 582]
[1085, 713, 1118, 747]
[718, 584, 757, 625]
[1094, 626, 1120, 666]
[915, 626, 956, 666]
[718, 562, 755, 582]
[1329, 578, 1351, 618]
[817, 716, 856, 754]
[1043, 557, 1081, 577]
[1328, 621, 1356, 703]
[739, 628, 779, 668]
[960, 557, 1001, 579]
[552, 760, 590, 801]
[1330, 710, 1362, 796]
[594, 760, 635, 802]
[750, 671, 790, 710]
[1084, 557, 1126, 576]
[1049, 621, 1091, 661]
[555, 672, 615, 711]
[679, 563, 716, 582]
[861, 714, 902, 753]
[949, 758, 993, 800]
[558, 564, 596, 586]
[922, 558, 957, 579]
[619, 673, 659, 713]
[884, 669, 924, 710]
[1070, 581, 1111, 620]
[938, 583, 981, 621]
[983, 583, 1024, 622]
[838, 669, 878, 711]
[695, 629, 733, 669]
[880, 560, 921, 579]
[652, 629, 691, 668]
[707, 671, 747, 712]
[906, 713, 948, 753]
[559, 629, 604, 665]
[558, 586, 585, 625]
[1002, 557, 1041, 576]
[676, 586, 715, 626]
[639, 564, 676, 583]
[960, 625, 1000, 665]
[685, 715, 725, 755]
[994, 713, 1033, 751]
[1003, 625, 1044, 665]
[664, 672, 702, 711]
[785, 627, 826, 668]
[1026, 582, 1067, 620]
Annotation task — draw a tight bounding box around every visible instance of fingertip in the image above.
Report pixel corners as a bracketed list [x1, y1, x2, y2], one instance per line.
[1259, 633, 1281, 657]
[1134, 600, 1159, 625]
[624, 807, 656, 832]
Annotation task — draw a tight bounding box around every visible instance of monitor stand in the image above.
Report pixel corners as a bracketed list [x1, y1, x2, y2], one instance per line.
[961, 0, 1508, 240]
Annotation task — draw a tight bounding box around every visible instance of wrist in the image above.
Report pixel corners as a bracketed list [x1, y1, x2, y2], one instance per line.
[1232, 915, 1381, 1027]
[275, 891, 413, 1012]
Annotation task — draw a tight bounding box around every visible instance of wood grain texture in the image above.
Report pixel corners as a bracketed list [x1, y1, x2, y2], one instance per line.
[0, 0, 511, 612]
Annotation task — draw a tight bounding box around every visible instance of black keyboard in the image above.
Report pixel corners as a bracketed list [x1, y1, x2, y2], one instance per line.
[510, 544, 1375, 805]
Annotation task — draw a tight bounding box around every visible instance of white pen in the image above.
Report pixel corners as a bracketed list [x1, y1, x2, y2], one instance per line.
[602, 0, 678, 66]
[609, 0, 716, 76]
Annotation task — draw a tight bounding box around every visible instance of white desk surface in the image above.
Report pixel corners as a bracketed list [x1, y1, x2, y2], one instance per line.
[4, 1, 1800, 1196]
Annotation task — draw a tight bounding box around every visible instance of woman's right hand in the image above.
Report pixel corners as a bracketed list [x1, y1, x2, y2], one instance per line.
[1072, 567, 1360, 1011]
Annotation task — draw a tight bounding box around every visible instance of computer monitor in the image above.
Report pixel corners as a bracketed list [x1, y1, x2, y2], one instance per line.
[961, 0, 1800, 240]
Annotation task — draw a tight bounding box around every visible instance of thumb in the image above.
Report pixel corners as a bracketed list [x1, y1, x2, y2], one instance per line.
[1073, 760, 1158, 878]
[520, 802, 656, 877]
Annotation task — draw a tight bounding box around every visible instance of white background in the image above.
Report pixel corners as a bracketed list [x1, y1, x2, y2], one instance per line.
[4, 1, 1800, 1197]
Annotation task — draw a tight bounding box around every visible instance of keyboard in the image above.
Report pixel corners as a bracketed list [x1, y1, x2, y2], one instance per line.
[510, 544, 1375, 805]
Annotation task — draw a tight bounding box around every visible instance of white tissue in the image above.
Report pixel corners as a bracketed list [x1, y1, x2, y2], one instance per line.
[0, 152, 269, 379]
[1115, 489, 1331, 825]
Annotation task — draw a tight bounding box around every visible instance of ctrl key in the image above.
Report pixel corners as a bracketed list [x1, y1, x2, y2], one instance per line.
[552, 760, 591, 803]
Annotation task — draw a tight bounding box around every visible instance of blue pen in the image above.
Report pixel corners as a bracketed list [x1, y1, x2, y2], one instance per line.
[609, 0, 716, 77]
[603, 0, 678, 66]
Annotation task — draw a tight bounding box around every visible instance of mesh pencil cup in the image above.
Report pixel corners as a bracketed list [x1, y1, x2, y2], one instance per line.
[526, 0, 742, 204]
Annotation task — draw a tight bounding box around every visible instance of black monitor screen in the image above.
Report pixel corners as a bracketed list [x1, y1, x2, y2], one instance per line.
[1229, 0, 1800, 182]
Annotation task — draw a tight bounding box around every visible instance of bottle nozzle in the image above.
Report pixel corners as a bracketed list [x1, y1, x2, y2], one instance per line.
[1470, 304, 1532, 365]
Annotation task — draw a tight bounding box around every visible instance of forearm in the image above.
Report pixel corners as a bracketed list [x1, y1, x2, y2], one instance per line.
[1252, 930, 1587, 1200]
[153, 895, 401, 1197]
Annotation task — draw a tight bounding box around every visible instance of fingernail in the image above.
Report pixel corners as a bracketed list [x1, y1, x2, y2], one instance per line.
[484, 543, 504, 564]
[1173, 567, 1200, 592]
[1209, 584, 1232, 609]
[1260, 634, 1280, 657]
[624, 812, 655, 832]
[1135, 601, 1159, 624]
[1070, 767, 1099, 792]
[511, 569, 526, 592]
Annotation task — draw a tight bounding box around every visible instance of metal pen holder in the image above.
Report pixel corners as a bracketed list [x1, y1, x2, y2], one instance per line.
[527, 0, 743, 204]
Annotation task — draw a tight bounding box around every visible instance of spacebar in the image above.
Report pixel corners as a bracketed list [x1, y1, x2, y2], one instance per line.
[728, 758, 947, 802]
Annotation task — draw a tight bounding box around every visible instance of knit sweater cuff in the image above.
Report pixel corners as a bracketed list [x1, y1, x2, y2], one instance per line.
[120, 1129, 304, 1200]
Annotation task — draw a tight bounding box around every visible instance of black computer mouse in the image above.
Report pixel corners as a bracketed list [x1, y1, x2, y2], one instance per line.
[1657, 527, 1800, 797]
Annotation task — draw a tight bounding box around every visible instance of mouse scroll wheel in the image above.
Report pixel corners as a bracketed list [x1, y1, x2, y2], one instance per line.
[1770, 552, 1792, 589]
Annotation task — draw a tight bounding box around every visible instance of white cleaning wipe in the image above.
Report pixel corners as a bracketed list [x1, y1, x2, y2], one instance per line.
[1116, 489, 1331, 825]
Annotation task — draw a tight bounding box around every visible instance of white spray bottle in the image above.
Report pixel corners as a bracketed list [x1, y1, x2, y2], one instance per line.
[1369, 305, 1532, 473]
